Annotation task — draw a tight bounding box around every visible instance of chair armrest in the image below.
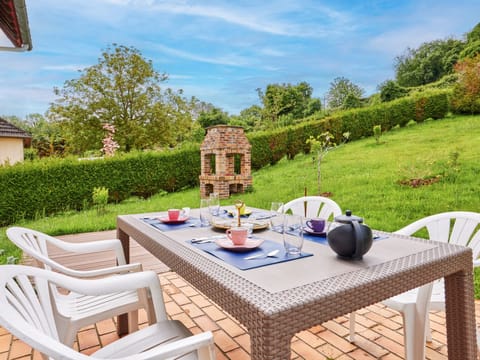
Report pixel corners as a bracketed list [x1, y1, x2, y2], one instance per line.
[49, 238, 128, 265]
[56, 262, 143, 278]
[128, 331, 214, 360]
[49, 269, 168, 321]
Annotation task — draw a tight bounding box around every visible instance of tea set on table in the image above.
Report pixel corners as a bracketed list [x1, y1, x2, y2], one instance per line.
[162, 196, 373, 260]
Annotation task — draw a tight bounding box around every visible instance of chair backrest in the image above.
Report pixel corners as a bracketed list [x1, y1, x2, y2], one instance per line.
[280, 196, 342, 221]
[0, 265, 89, 360]
[7, 227, 69, 273]
[395, 211, 480, 263]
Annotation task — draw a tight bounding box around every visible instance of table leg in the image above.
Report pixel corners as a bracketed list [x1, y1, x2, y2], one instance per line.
[444, 270, 477, 359]
[116, 226, 130, 336]
[249, 326, 292, 360]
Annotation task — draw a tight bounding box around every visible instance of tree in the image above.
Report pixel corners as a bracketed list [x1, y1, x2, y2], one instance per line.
[4, 114, 65, 157]
[326, 77, 364, 110]
[229, 105, 262, 132]
[451, 54, 480, 114]
[257, 81, 321, 127]
[378, 80, 409, 102]
[48, 44, 192, 154]
[197, 107, 229, 129]
[394, 39, 465, 87]
[306, 131, 349, 195]
[460, 22, 480, 60]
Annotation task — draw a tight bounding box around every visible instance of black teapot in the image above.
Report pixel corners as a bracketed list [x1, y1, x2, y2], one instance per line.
[327, 210, 373, 260]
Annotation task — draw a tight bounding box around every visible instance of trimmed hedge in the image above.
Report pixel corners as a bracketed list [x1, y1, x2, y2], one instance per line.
[0, 146, 200, 226]
[248, 89, 449, 169]
[0, 90, 449, 226]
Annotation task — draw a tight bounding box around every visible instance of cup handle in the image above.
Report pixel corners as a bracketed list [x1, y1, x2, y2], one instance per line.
[226, 229, 232, 240]
[182, 207, 190, 217]
[306, 220, 312, 229]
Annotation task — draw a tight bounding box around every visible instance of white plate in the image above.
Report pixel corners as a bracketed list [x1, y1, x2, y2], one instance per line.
[215, 238, 264, 252]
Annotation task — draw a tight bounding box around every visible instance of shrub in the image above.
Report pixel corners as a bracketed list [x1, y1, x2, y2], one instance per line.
[373, 125, 382, 144]
[0, 146, 201, 226]
[92, 187, 109, 214]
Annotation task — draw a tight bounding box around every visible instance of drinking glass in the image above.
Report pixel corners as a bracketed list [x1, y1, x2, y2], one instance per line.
[270, 202, 284, 232]
[199, 198, 211, 226]
[209, 192, 220, 216]
[283, 214, 304, 255]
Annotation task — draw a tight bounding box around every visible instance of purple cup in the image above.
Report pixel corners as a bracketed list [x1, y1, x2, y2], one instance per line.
[306, 218, 326, 232]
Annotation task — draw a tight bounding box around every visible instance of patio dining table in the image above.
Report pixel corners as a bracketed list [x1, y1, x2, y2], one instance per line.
[116, 208, 477, 360]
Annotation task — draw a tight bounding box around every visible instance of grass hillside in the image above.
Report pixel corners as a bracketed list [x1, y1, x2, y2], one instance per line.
[1, 114, 479, 294]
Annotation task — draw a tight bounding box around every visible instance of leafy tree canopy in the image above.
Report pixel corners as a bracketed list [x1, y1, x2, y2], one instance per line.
[451, 54, 480, 114]
[394, 38, 465, 87]
[197, 107, 229, 129]
[48, 44, 193, 154]
[326, 77, 364, 110]
[378, 80, 409, 102]
[257, 81, 321, 127]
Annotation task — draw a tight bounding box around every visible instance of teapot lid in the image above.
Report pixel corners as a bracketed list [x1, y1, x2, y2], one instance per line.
[334, 210, 364, 224]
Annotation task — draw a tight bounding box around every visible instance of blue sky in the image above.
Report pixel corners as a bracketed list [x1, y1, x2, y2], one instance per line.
[1, 0, 479, 118]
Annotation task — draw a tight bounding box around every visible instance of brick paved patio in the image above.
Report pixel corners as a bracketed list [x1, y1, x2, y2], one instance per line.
[1, 230, 478, 359]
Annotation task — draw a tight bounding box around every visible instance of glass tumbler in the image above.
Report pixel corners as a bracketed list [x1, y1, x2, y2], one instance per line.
[209, 192, 220, 216]
[283, 214, 304, 255]
[270, 202, 284, 232]
[199, 198, 211, 226]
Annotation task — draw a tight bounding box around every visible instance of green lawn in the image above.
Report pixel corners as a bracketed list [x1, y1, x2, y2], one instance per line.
[1, 114, 479, 293]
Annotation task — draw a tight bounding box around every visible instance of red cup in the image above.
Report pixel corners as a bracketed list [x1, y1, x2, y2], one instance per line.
[168, 209, 180, 220]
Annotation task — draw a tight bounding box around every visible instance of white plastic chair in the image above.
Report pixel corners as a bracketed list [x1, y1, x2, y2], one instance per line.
[0, 265, 215, 360]
[349, 211, 480, 360]
[280, 196, 342, 220]
[6, 226, 154, 346]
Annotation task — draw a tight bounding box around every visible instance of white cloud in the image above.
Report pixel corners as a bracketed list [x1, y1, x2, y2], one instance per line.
[43, 64, 87, 72]
[152, 42, 252, 67]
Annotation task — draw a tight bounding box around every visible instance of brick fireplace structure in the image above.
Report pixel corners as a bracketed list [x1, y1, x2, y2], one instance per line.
[199, 125, 252, 199]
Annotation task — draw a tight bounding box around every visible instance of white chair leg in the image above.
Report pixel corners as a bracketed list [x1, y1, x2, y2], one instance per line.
[402, 306, 418, 360]
[349, 312, 356, 342]
[425, 315, 432, 342]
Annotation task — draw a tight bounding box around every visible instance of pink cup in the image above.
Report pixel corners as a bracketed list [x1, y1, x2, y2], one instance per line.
[168, 209, 180, 220]
[226, 227, 248, 245]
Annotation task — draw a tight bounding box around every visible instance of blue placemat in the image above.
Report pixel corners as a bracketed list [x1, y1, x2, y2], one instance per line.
[189, 238, 313, 270]
[284, 228, 389, 245]
[141, 217, 202, 231]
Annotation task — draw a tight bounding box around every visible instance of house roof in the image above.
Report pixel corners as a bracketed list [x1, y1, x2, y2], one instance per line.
[0, 117, 31, 138]
[0, 0, 32, 51]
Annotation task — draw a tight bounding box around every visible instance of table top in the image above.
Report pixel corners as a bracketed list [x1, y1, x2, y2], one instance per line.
[117, 209, 473, 333]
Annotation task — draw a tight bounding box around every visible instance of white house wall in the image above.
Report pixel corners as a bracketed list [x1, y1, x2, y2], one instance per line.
[0, 137, 24, 165]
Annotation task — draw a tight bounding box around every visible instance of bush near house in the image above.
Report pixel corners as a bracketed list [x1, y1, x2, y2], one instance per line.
[0, 146, 200, 226]
[0, 90, 449, 226]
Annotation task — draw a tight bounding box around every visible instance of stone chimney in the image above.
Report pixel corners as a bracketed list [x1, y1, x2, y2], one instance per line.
[199, 125, 252, 199]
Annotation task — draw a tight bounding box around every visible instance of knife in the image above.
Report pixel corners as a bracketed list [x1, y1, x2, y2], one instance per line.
[191, 235, 225, 243]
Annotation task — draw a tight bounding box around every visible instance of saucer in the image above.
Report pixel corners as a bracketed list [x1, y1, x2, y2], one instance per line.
[215, 238, 264, 252]
[303, 227, 326, 236]
[211, 219, 269, 231]
[158, 216, 189, 224]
